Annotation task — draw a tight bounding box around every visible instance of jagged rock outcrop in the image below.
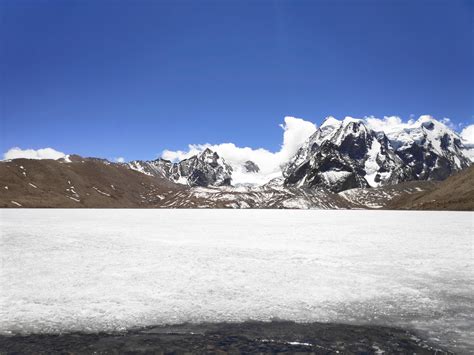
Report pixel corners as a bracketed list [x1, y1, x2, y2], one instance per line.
[284, 117, 408, 192]
[243, 160, 260, 173]
[176, 148, 233, 186]
[128, 148, 232, 187]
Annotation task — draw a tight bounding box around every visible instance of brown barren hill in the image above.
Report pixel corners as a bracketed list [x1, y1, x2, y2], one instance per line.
[387, 165, 474, 211]
[0, 156, 182, 208]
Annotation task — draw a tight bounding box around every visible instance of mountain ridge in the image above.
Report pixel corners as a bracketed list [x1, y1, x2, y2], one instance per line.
[1, 116, 472, 210]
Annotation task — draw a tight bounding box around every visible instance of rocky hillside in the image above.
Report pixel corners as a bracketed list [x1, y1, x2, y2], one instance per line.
[0, 156, 181, 208]
[386, 165, 474, 210]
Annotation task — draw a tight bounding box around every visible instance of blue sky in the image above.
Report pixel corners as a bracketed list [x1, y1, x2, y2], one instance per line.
[1, 0, 473, 161]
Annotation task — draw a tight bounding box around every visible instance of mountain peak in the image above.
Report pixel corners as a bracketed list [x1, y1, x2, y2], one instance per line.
[199, 147, 216, 157]
[320, 116, 341, 129]
[129, 148, 232, 187]
[342, 116, 364, 125]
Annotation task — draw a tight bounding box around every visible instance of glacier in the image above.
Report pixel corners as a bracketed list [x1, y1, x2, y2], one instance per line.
[0, 209, 472, 353]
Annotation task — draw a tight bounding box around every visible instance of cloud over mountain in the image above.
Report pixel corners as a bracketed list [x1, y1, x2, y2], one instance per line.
[161, 116, 317, 184]
[461, 125, 474, 145]
[3, 147, 66, 161]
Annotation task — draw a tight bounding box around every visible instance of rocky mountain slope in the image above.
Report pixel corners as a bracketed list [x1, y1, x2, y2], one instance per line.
[128, 148, 232, 187]
[379, 116, 471, 180]
[284, 117, 408, 192]
[283, 116, 470, 192]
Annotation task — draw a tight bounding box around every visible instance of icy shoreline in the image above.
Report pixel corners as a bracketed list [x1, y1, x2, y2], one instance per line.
[0, 321, 454, 354]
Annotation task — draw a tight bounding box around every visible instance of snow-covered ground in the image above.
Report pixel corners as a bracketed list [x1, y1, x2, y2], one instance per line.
[0, 210, 472, 352]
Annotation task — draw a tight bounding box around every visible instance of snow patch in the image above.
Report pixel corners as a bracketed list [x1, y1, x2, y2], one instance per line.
[92, 187, 111, 197]
[321, 171, 352, 185]
[175, 176, 189, 185]
[364, 139, 382, 187]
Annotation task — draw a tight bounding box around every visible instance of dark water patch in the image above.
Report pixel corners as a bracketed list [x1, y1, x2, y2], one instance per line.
[0, 321, 453, 354]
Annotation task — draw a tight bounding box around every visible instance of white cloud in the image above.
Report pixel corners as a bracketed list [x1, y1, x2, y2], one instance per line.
[460, 125, 474, 145]
[364, 115, 414, 132]
[114, 157, 125, 163]
[279, 116, 318, 162]
[3, 147, 66, 161]
[162, 146, 203, 162]
[161, 116, 317, 185]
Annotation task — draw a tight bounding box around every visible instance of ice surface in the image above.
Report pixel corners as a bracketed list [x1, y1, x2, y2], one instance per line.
[0, 210, 473, 353]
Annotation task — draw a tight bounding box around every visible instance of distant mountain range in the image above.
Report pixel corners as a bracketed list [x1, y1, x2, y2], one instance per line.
[1, 116, 472, 210]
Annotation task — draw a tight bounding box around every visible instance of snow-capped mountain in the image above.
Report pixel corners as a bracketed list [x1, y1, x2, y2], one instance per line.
[5, 115, 469, 208]
[374, 116, 471, 180]
[282, 116, 471, 192]
[126, 116, 470, 193]
[283, 117, 408, 192]
[128, 148, 233, 187]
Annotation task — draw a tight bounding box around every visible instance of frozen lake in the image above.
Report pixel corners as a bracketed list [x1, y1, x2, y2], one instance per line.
[0, 209, 473, 353]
